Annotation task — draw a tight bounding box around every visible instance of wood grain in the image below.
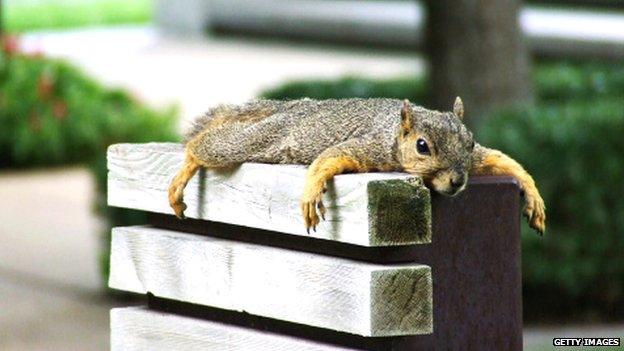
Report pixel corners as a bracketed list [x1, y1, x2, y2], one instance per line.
[109, 226, 433, 337]
[111, 307, 358, 350]
[107, 143, 431, 246]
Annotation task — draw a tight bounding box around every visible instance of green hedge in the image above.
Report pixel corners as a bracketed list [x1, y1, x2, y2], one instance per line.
[535, 61, 624, 102]
[263, 76, 428, 104]
[260, 61, 624, 321]
[0, 43, 179, 284]
[480, 100, 624, 321]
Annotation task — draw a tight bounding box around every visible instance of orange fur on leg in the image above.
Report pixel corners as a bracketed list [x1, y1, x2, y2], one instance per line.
[301, 156, 367, 232]
[168, 151, 201, 219]
[471, 148, 546, 234]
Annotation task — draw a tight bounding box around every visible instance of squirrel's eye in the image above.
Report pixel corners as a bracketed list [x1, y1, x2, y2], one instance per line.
[416, 138, 430, 155]
[471, 140, 475, 150]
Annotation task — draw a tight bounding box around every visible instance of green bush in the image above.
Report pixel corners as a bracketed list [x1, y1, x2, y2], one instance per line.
[514, 63, 623, 320]
[262, 76, 428, 104]
[479, 101, 624, 321]
[0, 42, 179, 285]
[0, 54, 178, 167]
[259, 61, 624, 321]
[535, 61, 624, 102]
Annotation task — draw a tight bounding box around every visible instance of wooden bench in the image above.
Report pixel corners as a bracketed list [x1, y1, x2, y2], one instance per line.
[107, 142, 522, 350]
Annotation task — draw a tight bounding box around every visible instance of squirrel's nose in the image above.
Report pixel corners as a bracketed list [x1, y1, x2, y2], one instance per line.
[450, 173, 466, 189]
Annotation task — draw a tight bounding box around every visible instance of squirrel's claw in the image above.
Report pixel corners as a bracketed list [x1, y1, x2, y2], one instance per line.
[171, 201, 187, 219]
[176, 211, 185, 220]
[169, 183, 188, 219]
[523, 189, 546, 235]
[317, 200, 326, 221]
[301, 188, 325, 234]
[301, 199, 321, 233]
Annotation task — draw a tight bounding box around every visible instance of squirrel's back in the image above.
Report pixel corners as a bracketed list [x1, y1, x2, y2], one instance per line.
[186, 98, 406, 165]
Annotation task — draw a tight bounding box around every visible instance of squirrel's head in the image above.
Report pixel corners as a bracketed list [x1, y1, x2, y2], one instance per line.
[397, 97, 474, 196]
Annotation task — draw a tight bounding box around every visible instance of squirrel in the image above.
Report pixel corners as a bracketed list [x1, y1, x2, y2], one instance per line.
[168, 97, 546, 234]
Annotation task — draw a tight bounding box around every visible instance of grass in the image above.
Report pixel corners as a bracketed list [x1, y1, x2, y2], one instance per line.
[4, 0, 152, 33]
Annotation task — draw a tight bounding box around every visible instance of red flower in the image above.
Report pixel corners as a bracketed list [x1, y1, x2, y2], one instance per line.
[1, 35, 20, 56]
[52, 100, 68, 120]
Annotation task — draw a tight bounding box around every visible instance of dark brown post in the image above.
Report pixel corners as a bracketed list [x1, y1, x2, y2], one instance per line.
[404, 177, 523, 350]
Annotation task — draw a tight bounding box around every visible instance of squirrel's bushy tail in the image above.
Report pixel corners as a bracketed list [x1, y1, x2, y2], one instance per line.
[184, 111, 214, 143]
[184, 100, 281, 143]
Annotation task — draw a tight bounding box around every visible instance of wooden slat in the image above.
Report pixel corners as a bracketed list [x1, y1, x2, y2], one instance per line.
[107, 143, 431, 246]
[109, 226, 433, 337]
[111, 307, 358, 351]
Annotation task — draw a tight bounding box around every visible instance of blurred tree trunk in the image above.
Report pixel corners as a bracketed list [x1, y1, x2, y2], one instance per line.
[425, 0, 533, 127]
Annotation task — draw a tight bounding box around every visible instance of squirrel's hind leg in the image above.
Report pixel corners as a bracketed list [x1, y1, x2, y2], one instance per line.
[168, 150, 201, 219]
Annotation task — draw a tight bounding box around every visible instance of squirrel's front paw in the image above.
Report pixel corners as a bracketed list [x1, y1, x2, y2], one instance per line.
[523, 188, 546, 235]
[300, 183, 327, 233]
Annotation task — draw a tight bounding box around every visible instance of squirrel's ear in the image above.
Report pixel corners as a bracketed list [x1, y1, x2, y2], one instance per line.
[453, 96, 464, 119]
[401, 99, 413, 135]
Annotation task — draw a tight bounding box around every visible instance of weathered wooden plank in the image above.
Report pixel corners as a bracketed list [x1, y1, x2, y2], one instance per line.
[117, 177, 522, 350]
[107, 143, 431, 246]
[111, 307, 358, 351]
[109, 226, 433, 337]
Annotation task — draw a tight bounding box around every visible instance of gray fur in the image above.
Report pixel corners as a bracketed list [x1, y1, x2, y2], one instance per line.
[186, 98, 472, 171]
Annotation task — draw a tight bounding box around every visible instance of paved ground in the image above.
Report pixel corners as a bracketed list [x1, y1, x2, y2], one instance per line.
[0, 274, 118, 351]
[0, 168, 116, 350]
[0, 168, 101, 291]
